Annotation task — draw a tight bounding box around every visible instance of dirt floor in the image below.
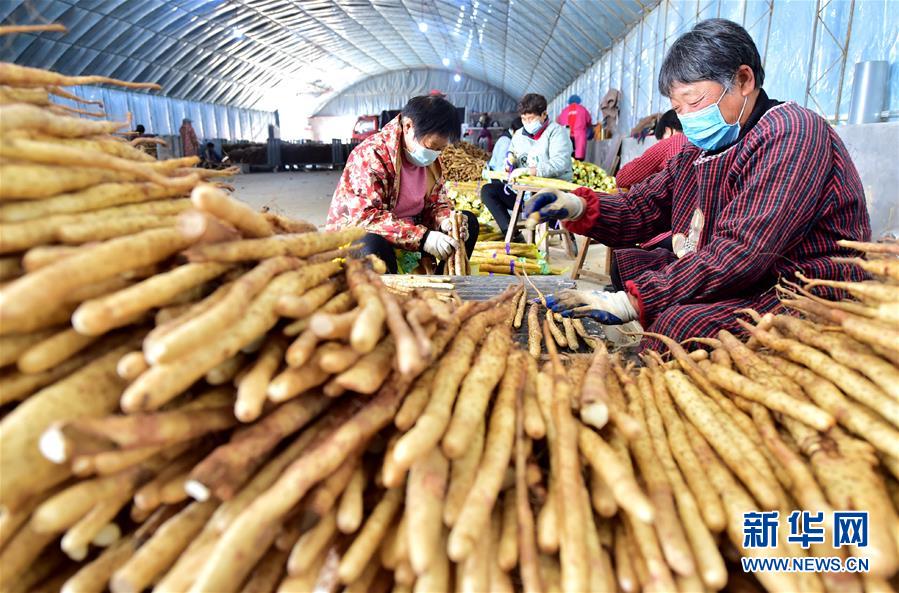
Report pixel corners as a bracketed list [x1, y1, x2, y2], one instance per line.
[231, 170, 612, 288]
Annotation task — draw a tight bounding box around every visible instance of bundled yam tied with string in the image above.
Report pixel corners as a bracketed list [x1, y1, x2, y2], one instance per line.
[471, 243, 560, 277]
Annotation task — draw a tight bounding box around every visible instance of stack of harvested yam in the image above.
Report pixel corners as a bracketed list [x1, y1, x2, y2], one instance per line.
[3, 225, 898, 593]
[440, 143, 489, 182]
[2, 36, 899, 593]
[571, 159, 617, 194]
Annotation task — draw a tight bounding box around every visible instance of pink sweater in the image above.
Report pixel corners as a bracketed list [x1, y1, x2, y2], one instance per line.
[394, 155, 428, 220]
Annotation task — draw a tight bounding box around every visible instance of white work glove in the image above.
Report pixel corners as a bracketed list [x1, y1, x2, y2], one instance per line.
[524, 189, 585, 223]
[544, 289, 637, 325]
[604, 321, 644, 349]
[439, 215, 469, 241]
[422, 230, 459, 260]
[508, 167, 530, 181]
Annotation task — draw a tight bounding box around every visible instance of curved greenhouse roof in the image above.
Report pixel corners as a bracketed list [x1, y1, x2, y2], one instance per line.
[0, 0, 657, 110]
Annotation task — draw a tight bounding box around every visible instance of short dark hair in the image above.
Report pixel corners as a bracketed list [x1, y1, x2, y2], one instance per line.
[517, 93, 547, 116]
[510, 117, 523, 132]
[135, 124, 145, 134]
[654, 109, 682, 140]
[658, 18, 764, 97]
[401, 95, 460, 142]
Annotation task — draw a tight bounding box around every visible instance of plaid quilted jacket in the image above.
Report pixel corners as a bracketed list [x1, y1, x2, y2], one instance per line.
[566, 100, 871, 348]
[327, 116, 453, 251]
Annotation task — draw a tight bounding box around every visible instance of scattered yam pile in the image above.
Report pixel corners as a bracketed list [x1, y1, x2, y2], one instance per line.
[3, 221, 899, 593]
[3, 31, 899, 593]
[522, 295, 597, 355]
[441, 142, 490, 182]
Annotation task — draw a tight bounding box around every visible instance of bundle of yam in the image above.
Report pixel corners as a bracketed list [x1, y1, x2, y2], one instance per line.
[472, 242, 560, 276]
[440, 143, 489, 182]
[477, 228, 505, 242]
[483, 169, 581, 191]
[444, 212, 470, 276]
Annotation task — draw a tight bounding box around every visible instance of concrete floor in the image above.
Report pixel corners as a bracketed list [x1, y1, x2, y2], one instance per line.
[233, 170, 341, 227]
[231, 170, 612, 287]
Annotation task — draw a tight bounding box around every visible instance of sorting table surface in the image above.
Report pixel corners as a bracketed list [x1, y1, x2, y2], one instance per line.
[448, 275, 607, 346]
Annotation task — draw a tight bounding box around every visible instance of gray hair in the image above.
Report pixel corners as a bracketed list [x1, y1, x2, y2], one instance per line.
[658, 19, 764, 97]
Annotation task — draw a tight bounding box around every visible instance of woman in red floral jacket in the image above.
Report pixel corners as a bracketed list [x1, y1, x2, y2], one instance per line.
[327, 95, 478, 273]
[526, 19, 870, 349]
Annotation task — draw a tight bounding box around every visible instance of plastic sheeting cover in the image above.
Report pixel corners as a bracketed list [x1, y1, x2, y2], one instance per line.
[50, 85, 275, 141]
[315, 68, 517, 117]
[549, 0, 898, 133]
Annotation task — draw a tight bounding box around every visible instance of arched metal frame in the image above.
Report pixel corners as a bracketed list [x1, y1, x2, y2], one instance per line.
[3, 0, 893, 137]
[0, 0, 656, 111]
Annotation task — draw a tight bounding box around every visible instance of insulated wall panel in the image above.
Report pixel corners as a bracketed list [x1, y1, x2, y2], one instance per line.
[550, 0, 898, 134]
[48, 85, 275, 141]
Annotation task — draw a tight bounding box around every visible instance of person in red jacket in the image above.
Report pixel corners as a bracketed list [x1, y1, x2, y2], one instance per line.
[615, 110, 687, 190]
[525, 19, 870, 350]
[557, 95, 592, 160]
[615, 110, 688, 251]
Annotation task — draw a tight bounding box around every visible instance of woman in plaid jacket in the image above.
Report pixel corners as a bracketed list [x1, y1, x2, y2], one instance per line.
[527, 19, 871, 349]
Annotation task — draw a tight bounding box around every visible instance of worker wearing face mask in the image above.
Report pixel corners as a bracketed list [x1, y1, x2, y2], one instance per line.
[480, 93, 572, 239]
[327, 95, 478, 274]
[526, 19, 870, 351]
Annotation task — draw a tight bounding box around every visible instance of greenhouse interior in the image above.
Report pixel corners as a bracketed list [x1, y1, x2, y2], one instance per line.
[0, 1, 898, 592]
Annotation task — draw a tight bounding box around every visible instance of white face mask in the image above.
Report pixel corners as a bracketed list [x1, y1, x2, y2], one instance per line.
[523, 116, 544, 135]
[404, 126, 440, 167]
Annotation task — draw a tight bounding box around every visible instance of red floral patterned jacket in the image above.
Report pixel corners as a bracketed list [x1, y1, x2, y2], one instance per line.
[327, 116, 454, 251]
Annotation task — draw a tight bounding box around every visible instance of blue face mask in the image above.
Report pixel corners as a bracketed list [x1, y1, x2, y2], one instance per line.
[678, 88, 748, 151]
[404, 128, 440, 167]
